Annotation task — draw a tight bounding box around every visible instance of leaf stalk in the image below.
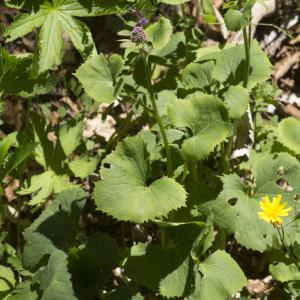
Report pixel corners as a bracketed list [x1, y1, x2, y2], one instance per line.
[141, 50, 173, 177]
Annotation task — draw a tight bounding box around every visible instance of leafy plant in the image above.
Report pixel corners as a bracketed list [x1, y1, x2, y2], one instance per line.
[0, 0, 299, 299]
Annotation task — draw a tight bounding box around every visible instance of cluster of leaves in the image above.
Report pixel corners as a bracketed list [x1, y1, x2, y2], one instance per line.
[1, 0, 300, 299]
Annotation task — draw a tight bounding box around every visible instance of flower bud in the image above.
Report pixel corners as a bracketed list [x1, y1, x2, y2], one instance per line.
[131, 26, 147, 44]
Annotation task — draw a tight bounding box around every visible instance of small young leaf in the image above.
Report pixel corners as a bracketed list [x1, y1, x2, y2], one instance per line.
[68, 156, 98, 179]
[146, 17, 173, 50]
[224, 9, 248, 32]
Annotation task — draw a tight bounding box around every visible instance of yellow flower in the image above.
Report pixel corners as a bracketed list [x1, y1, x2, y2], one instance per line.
[258, 194, 292, 225]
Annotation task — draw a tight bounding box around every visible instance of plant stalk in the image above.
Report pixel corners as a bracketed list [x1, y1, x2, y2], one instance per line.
[141, 51, 173, 177]
[242, 26, 250, 88]
[275, 225, 300, 272]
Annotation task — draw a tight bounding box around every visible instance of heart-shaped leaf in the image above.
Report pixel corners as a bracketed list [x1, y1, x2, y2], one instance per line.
[93, 136, 187, 223]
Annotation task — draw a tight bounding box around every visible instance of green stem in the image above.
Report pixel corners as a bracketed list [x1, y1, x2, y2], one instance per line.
[275, 225, 300, 272]
[180, 162, 189, 184]
[106, 112, 133, 152]
[25, 98, 32, 128]
[242, 27, 250, 88]
[141, 51, 173, 177]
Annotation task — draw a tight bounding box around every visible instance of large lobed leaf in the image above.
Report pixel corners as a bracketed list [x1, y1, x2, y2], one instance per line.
[168, 94, 231, 161]
[33, 250, 76, 300]
[190, 250, 247, 300]
[4, 0, 122, 73]
[200, 152, 300, 251]
[125, 222, 203, 297]
[93, 136, 187, 223]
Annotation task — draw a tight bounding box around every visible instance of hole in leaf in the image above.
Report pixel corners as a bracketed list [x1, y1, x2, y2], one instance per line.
[273, 154, 278, 159]
[228, 198, 238, 206]
[236, 213, 239, 217]
[294, 194, 300, 201]
[103, 163, 111, 169]
[277, 166, 285, 176]
[263, 234, 267, 239]
[276, 179, 293, 191]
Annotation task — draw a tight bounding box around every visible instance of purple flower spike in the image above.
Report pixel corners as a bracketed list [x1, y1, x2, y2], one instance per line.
[131, 26, 147, 44]
[137, 17, 149, 27]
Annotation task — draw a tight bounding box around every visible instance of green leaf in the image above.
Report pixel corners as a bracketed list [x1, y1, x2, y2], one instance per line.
[1, 143, 36, 179]
[69, 232, 119, 299]
[0, 48, 55, 96]
[145, 17, 173, 50]
[23, 189, 86, 268]
[212, 41, 271, 88]
[75, 53, 124, 103]
[108, 53, 125, 77]
[201, 0, 216, 23]
[224, 9, 248, 32]
[190, 250, 246, 300]
[270, 262, 300, 282]
[4, 282, 38, 300]
[223, 85, 250, 119]
[68, 156, 98, 179]
[33, 250, 76, 300]
[56, 0, 127, 17]
[0, 132, 17, 168]
[59, 119, 83, 157]
[4, 12, 46, 42]
[212, 45, 244, 84]
[19, 170, 76, 206]
[4, 1, 98, 73]
[151, 31, 185, 57]
[93, 136, 186, 223]
[248, 40, 272, 89]
[168, 94, 231, 160]
[37, 10, 64, 74]
[56, 12, 96, 59]
[200, 153, 300, 251]
[182, 61, 214, 89]
[278, 117, 300, 155]
[0, 266, 15, 292]
[125, 223, 202, 297]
